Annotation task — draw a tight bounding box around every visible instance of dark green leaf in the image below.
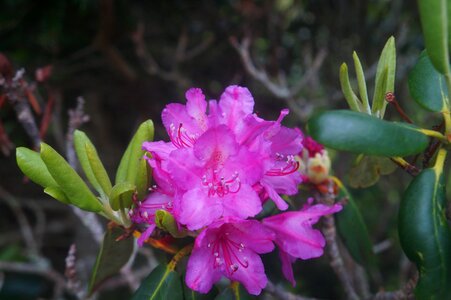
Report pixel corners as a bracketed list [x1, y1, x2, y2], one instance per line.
[16, 147, 58, 188]
[131, 264, 183, 300]
[215, 283, 255, 300]
[399, 150, 451, 299]
[115, 120, 154, 201]
[183, 280, 218, 300]
[40, 143, 103, 212]
[307, 110, 429, 157]
[348, 156, 396, 188]
[418, 0, 450, 75]
[408, 51, 449, 112]
[335, 182, 377, 273]
[89, 226, 134, 294]
[109, 182, 136, 211]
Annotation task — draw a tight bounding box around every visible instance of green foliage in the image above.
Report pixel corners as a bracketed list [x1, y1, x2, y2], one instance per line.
[131, 264, 183, 300]
[89, 226, 134, 294]
[398, 150, 451, 299]
[116, 120, 154, 202]
[418, 0, 450, 75]
[183, 281, 218, 300]
[408, 51, 449, 112]
[74, 130, 112, 199]
[16, 147, 58, 188]
[155, 210, 186, 238]
[40, 143, 103, 212]
[307, 110, 429, 157]
[335, 182, 377, 275]
[348, 156, 396, 188]
[109, 182, 136, 211]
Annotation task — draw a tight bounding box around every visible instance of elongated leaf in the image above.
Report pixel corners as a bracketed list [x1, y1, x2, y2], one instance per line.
[408, 51, 449, 112]
[399, 149, 451, 299]
[131, 264, 183, 300]
[418, 0, 450, 75]
[334, 180, 377, 272]
[89, 226, 134, 293]
[116, 120, 154, 200]
[215, 283, 255, 300]
[372, 37, 396, 117]
[74, 130, 112, 198]
[16, 147, 58, 188]
[109, 182, 135, 211]
[44, 186, 70, 204]
[40, 143, 103, 212]
[339, 63, 361, 112]
[352, 51, 371, 114]
[307, 110, 429, 157]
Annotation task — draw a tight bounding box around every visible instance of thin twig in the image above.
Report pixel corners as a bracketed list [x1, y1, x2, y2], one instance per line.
[0, 185, 40, 258]
[65, 244, 85, 299]
[319, 183, 359, 300]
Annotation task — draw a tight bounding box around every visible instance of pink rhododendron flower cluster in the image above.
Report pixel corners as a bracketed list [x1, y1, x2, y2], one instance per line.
[131, 85, 341, 295]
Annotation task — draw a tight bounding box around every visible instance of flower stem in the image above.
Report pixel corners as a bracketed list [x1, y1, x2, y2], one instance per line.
[168, 244, 193, 271]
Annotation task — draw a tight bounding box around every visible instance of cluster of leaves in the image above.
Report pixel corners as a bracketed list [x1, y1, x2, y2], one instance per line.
[308, 1, 451, 298]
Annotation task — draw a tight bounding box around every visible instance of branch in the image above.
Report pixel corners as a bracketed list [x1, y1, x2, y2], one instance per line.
[319, 183, 360, 300]
[65, 244, 85, 299]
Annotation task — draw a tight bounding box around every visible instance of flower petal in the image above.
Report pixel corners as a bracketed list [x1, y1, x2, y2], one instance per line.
[186, 88, 208, 130]
[137, 224, 156, 247]
[219, 86, 254, 129]
[222, 184, 262, 219]
[186, 244, 222, 294]
[279, 249, 296, 286]
[178, 188, 223, 230]
[229, 250, 267, 295]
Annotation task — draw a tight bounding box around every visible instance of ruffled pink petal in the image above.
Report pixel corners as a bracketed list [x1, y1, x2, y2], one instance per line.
[263, 204, 342, 259]
[186, 88, 208, 131]
[222, 184, 262, 219]
[219, 86, 254, 129]
[178, 188, 223, 230]
[269, 126, 303, 155]
[137, 224, 156, 247]
[186, 244, 222, 293]
[226, 218, 275, 253]
[261, 171, 302, 196]
[279, 249, 296, 286]
[193, 125, 239, 167]
[166, 148, 203, 191]
[224, 147, 266, 185]
[162, 103, 202, 138]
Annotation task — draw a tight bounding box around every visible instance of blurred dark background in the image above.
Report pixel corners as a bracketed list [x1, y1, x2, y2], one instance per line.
[0, 0, 429, 299]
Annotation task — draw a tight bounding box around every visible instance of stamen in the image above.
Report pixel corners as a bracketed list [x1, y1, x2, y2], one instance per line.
[266, 155, 300, 176]
[209, 233, 249, 275]
[202, 171, 241, 197]
[168, 123, 195, 148]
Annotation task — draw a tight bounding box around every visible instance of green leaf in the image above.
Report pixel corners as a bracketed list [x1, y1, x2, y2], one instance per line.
[131, 264, 183, 300]
[16, 147, 58, 188]
[348, 156, 396, 188]
[352, 51, 371, 114]
[307, 110, 429, 157]
[116, 120, 154, 200]
[109, 182, 136, 211]
[43, 186, 70, 204]
[183, 280, 218, 300]
[418, 0, 450, 75]
[74, 130, 112, 198]
[372, 37, 396, 117]
[155, 210, 186, 238]
[339, 63, 362, 112]
[408, 51, 449, 112]
[335, 181, 377, 273]
[215, 283, 255, 300]
[89, 225, 134, 294]
[40, 143, 103, 212]
[399, 149, 451, 299]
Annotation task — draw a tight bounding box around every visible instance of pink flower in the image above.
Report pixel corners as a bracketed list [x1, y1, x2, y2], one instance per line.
[141, 86, 303, 230]
[185, 218, 275, 295]
[262, 201, 342, 285]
